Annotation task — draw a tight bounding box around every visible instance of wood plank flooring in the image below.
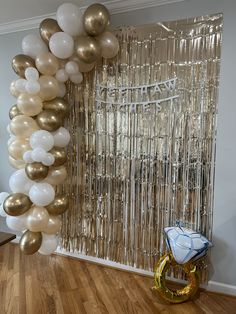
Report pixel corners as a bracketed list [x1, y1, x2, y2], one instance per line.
[0, 243, 235, 314]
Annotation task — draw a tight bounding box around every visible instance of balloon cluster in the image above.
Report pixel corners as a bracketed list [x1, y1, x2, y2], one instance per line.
[3, 3, 119, 256]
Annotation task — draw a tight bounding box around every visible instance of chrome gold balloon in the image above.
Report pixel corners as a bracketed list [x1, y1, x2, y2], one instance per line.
[25, 162, 49, 181]
[3, 193, 32, 216]
[46, 194, 68, 215]
[12, 54, 35, 78]
[153, 253, 199, 303]
[20, 230, 42, 255]
[83, 3, 110, 36]
[9, 105, 22, 120]
[49, 147, 67, 167]
[36, 109, 63, 132]
[43, 98, 70, 118]
[39, 18, 61, 44]
[75, 36, 101, 64]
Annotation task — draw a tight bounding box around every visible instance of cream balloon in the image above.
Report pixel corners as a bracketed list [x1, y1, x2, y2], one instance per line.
[36, 52, 59, 76]
[38, 233, 58, 255]
[10, 81, 21, 98]
[57, 83, 66, 98]
[29, 182, 55, 207]
[45, 166, 67, 185]
[9, 156, 25, 169]
[53, 127, 70, 147]
[9, 168, 33, 194]
[55, 69, 68, 82]
[39, 76, 59, 101]
[22, 34, 48, 59]
[30, 130, 54, 152]
[8, 137, 31, 161]
[49, 32, 74, 59]
[70, 72, 83, 84]
[10, 115, 39, 137]
[42, 215, 61, 234]
[6, 213, 28, 232]
[26, 206, 49, 232]
[98, 31, 119, 59]
[17, 94, 43, 116]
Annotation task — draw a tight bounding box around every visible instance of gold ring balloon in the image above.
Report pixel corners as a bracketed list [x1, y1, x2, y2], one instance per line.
[153, 252, 199, 303]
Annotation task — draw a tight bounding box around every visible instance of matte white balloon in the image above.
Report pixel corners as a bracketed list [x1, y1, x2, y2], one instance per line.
[70, 72, 83, 84]
[57, 83, 66, 98]
[53, 127, 70, 147]
[38, 233, 58, 255]
[56, 3, 84, 36]
[9, 168, 33, 194]
[6, 213, 28, 231]
[22, 34, 48, 59]
[15, 78, 27, 93]
[31, 147, 47, 162]
[55, 69, 69, 82]
[42, 153, 55, 166]
[25, 67, 39, 81]
[23, 150, 34, 163]
[0, 204, 8, 218]
[30, 130, 54, 152]
[29, 182, 55, 207]
[65, 61, 79, 75]
[49, 32, 74, 59]
[25, 80, 40, 94]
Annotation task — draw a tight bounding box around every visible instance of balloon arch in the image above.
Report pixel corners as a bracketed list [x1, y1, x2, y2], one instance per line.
[0, 3, 119, 255]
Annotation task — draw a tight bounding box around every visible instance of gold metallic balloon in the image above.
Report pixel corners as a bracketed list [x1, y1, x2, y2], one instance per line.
[17, 94, 43, 117]
[39, 18, 61, 44]
[36, 52, 59, 76]
[10, 81, 21, 98]
[9, 156, 25, 169]
[8, 137, 31, 161]
[3, 193, 32, 216]
[45, 166, 67, 185]
[83, 3, 110, 36]
[39, 75, 59, 101]
[75, 36, 101, 64]
[42, 215, 61, 234]
[20, 230, 42, 255]
[49, 147, 67, 167]
[153, 253, 199, 303]
[77, 59, 95, 73]
[9, 104, 22, 120]
[25, 162, 49, 181]
[12, 54, 35, 77]
[98, 31, 119, 59]
[36, 109, 63, 132]
[10, 115, 39, 137]
[43, 98, 70, 118]
[46, 194, 68, 215]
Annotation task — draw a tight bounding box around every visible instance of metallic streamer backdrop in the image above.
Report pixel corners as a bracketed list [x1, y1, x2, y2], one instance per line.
[60, 14, 223, 281]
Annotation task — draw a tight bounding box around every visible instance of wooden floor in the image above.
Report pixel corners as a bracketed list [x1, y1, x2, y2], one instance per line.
[0, 244, 235, 314]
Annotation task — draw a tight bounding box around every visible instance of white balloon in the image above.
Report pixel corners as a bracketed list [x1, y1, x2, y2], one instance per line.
[49, 32, 74, 59]
[22, 34, 48, 59]
[0, 203, 7, 218]
[42, 153, 55, 166]
[23, 150, 34, 163]
[55, 69, 69, 82]
[56, 3, 84, 36]
[57, 83, 66, 98]
[70, 72, 83, 84]
[30, 130, 54, 152]
[31, 147, 47, 162]
[29, 183, 55, 206]
[53, 127, 70, 147]
[38, 233, 58, 255]
[15, 78, 27, 93]
[65, 61, 79, 75]
[25, 80, 40, 94]
[6, 213, 28, 231]
[25, 67, 39, 81]
[9, 169, 33, 194]
[0, 192, 9, 204]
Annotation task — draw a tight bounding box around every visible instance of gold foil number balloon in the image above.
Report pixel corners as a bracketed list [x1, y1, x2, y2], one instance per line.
[43, 98, 70, 118]
[49, 147, 67, 167]
[39, 18, 61, 44]
[25, 162, 49, 181]
[20, 230, 42, 255]
[12, 54, 35, 78]
[3, 193, 32, 216]
[36, 110, 63, 132]
[83, 3, 110, 36]
[46, 194, 68, 215]
[76, 36, 101, 64]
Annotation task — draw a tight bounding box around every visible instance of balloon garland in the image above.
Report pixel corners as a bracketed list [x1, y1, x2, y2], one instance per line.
[0, 3, 119, 255]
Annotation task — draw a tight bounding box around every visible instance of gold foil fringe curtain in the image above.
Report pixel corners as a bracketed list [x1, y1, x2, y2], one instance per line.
[60, 14, 223, 279]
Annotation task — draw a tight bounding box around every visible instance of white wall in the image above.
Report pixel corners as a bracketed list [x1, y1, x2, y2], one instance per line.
[0, 0, 235, 289]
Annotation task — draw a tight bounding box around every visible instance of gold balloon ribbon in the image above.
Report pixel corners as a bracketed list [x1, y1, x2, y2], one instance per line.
[153, 253, 199, 303]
